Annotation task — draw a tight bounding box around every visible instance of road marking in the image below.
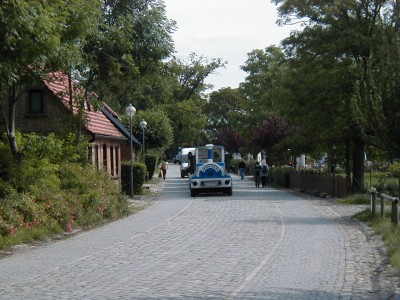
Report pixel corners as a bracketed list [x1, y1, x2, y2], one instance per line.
[326, 206, 342, 217]
[229, 202, 286, 298]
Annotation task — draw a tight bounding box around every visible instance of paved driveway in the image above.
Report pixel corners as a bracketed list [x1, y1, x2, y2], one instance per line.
[0, 164, 398, 299]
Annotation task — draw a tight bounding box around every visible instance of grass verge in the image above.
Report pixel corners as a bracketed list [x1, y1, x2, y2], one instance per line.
[340, 193, 400, 274]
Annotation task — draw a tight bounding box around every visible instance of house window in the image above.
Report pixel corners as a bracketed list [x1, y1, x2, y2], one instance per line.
[28, 90, 44, 115]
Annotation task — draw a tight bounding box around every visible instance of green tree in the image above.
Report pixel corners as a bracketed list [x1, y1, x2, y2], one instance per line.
[205, 87, 246, 134]
[79, 0, 176, 111]
[240, 46, 286, 115]
[163, 99, 208, 148]
[162, 54, 226, 151]
[238, 46, 289, 147]
[125, 109, 174, 155]
[0, 0, 101, 160]
[169, 53, 227, 102]
[273, 0, 394, 192]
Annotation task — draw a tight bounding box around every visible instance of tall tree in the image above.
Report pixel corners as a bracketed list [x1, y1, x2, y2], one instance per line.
[213, 128, 245, 154]
[163, 99, 208, 148]
[162, 54, 226, 149]
[205, 87, 246, 134]
[240, 46, 286, 115]
[273, 0, 393, 192]
[79, 0, 176, 110]
[121, 109, 174, 154]
[251, 115, 290, 164]
[239, 46, 289, 144]
[0, 0, 101, 160]
[169, 53, 226, 102]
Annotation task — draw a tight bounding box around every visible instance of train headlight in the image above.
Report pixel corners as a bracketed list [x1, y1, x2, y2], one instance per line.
[192, 181, 198, 186]
[225, 179, 231, 185]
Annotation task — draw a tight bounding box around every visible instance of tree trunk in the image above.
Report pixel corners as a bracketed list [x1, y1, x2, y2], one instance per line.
[7, 83, 21, 160]
[352, 138, 365, 193]
[345, 140, 351, 178]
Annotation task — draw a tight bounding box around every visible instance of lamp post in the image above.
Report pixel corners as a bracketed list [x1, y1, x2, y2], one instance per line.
[140, 119, 147, 156]
[140, 119, 147, 181]
[125, 104, 136, 197]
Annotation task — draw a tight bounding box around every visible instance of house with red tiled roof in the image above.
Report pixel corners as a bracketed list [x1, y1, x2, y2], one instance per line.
[11, 71, 140, 181]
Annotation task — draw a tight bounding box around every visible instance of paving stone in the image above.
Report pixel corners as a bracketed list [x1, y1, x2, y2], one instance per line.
[0, 165, 398, 299]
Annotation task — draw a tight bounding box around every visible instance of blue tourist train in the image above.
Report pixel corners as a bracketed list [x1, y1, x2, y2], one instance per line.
[188, 144, 233, 197]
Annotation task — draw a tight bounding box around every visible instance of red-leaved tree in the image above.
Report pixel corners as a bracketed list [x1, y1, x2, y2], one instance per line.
[213, 128, 245, 153]
[251, 115, 290, 159]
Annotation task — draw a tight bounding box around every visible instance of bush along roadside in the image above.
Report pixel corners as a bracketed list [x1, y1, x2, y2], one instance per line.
[0, 161, 130, 250]
[0, 134, 130, 250]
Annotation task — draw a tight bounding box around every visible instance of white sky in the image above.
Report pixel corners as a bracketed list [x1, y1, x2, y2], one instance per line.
[163, 0, 296, 91]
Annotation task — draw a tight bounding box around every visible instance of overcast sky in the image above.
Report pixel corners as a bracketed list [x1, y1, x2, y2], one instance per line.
[163, 0, 296, 91]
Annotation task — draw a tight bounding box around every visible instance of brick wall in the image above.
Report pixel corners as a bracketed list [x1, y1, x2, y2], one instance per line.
[14, 84, 71, 134]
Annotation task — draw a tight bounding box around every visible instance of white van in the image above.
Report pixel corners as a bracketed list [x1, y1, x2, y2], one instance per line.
[178, 147, 196, 178]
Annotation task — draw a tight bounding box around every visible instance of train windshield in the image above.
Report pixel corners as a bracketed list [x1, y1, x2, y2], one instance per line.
[213, 148, 222, 162]
[196, 146, 224, 163]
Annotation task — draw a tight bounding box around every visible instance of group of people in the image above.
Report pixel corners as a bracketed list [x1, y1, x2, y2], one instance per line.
[238, 159, 269, 188]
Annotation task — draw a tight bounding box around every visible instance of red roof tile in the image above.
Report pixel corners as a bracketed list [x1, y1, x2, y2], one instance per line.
[44, 72, 125, 139]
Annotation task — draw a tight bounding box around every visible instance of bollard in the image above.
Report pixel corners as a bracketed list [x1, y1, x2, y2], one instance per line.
[380, 193, 400, 226]
[381, 194, 385, 218]
[393, 199, 399, 226]
[371, 187, 377, 215]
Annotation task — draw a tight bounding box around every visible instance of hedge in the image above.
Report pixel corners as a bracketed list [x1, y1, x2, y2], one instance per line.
[144, 154, 158, 180]
[269, 167, 292, 188]
[121, 161, 146, 195]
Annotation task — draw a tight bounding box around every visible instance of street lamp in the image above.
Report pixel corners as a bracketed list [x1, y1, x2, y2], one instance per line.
[140, 119, 147, 181]
[140, 119, 147, 156]
[125, 104, 136, 197]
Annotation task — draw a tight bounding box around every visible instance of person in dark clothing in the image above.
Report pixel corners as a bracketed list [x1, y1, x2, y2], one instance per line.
[238, 159, 246, 180]
[254, 161, 262, 187]
[260, 161, 269, 187]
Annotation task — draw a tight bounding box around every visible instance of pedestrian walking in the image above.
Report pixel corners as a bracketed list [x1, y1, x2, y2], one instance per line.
[260, 161, 269, 187]
[160, 158, 168, 180]
[254, 161, 261, 187]
[238, 159, 246, 180]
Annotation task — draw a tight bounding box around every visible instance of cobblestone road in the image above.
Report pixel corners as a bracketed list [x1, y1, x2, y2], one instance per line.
[0, 164, 399, 299]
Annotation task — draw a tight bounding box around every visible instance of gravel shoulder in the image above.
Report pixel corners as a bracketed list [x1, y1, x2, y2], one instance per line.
[311, 194, 400, 299]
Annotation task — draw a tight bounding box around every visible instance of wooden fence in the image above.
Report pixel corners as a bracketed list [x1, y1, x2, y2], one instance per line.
[371, 188, 400, 225]
[289, 171, 351, 198]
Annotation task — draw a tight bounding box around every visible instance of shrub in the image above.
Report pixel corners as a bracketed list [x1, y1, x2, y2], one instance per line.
[0, 190, 48, 234]
[145, 154, 158, 180]
[121, 161, 146, 195]
[12, 158, 61, 193]
[388, 162, 399, 178]
[0, 137, 129, 247]
[18, 132, 88, 164]
[58, 164, 129, 228]
[270, 167, 291, 187]
[0, 179, 15, 199]
[0, 143, 16, 181]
